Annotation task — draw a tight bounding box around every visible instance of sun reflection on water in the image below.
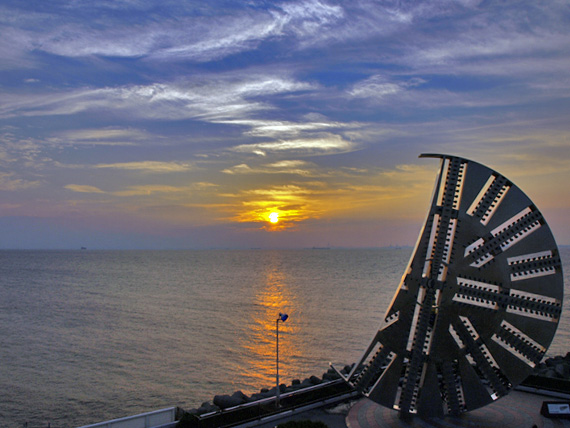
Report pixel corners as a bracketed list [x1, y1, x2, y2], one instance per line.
[238, 254, 300, 392]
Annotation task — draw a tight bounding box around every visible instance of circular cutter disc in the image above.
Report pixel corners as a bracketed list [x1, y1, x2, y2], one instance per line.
[345, 154, 563, 418]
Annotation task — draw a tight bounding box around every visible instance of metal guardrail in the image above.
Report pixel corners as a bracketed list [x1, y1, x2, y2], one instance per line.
[232, 390, 360, 428]
[517, 375, 570, 399]
[186, 379, 358, 428]
[76, 406, 179, 428]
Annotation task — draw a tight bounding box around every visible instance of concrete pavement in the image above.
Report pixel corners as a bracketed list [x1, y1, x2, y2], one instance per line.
[250, 390, 570, 428]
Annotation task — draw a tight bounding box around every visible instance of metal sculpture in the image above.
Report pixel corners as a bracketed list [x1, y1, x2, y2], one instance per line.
[337, 154, 563, 418]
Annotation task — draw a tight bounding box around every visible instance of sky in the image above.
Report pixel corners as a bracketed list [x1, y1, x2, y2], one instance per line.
[1, 0, 569, 249]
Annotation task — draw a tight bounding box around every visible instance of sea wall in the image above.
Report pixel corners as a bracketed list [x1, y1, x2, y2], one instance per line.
[189, 365, 353, 415]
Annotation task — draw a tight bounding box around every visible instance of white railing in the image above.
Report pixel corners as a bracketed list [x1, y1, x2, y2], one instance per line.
[76, 407, 178, 428]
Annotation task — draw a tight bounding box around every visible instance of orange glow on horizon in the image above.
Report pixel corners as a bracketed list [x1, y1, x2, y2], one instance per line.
[224, 184, 318, 230]
[223, 166, 437, 233]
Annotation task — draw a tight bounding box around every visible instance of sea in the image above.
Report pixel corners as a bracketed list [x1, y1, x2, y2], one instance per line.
[1, 247, 569, 428]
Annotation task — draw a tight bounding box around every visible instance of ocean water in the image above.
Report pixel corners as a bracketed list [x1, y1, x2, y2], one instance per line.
[1, 247, 569, 428]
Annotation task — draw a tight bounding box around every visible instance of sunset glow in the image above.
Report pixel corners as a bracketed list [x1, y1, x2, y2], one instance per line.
[269, 212, 279, 224]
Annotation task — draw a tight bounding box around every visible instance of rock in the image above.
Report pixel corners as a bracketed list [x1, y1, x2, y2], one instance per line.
[287, 383, 304, 391]
[213, 392, 247, 409]
[232, 390, 249, 403]
[259, 389, 274, 398]
[292, 379, 301, 385]
[555, 363, 570, 379]
[544, 369, 557, 378]
[327, 368, 340, 380]
[213, 394, 231, 409]
[249, 393, 264, 401]
[534, 355, 570, 380]
[322, 372, 337, 381]
[196, 401, 219, 414]
[309, 375, 322, 385]
[177, 412, 202, 427]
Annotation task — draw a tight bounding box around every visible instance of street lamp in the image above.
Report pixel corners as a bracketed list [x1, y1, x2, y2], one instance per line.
[276, 312, 288, 407]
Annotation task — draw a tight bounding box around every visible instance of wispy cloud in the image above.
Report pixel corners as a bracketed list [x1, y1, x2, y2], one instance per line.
[216, 115, 358, 139]
[0, 26, 36, 70]
[94, 161, 192, 173]
[349, 75, 426, 102]
[0, 0, 344, 66]
[65, 184, 105, 194]
[0, 75, 315, 121]
[230, 134, 355, 156]
[222, 160, 316, 176]
[112, 185, 187, 197]
[47, 128, 148, 147]
[0, 172, 40, 191]
[64, 183, 193, 197]
[150, 15, 286, 62]
[2, 0, 568, 75]
[278, 0, 344, 43]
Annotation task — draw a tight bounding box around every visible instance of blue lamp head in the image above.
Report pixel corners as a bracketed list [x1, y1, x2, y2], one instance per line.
[278, 313, 289, 322]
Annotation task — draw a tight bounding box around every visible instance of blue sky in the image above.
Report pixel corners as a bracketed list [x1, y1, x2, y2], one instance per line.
[1, 0, 569, 249]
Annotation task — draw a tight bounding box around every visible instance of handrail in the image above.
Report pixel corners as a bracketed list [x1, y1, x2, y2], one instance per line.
[192, 379, 357, 428]
[200, 379, 347, 417]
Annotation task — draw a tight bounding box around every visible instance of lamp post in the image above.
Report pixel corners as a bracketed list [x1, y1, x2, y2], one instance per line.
[276, 312, 288, 408]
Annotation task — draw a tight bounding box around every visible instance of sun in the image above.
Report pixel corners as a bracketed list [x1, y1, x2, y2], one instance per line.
[268, 212, 279, 223]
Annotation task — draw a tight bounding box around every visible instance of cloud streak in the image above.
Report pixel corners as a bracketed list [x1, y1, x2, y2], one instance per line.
[0, 76, 315, 121]
[0, 172, 40, 191]
[222, 160, 319, 177]
[65, 184, 105, 194]
[0, 0, 344, 66]
[230, 134, 355, 156]
[94, 161, 192, 173]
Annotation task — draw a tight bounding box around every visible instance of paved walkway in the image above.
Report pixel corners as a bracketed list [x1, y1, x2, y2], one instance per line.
[251, 403, 351, 428]
[252, 390, 570, 428]
[346, 391, 570, 428]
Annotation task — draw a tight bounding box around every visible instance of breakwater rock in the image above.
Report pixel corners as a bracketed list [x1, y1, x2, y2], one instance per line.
[533, 353, 570, 380]
[190, 365, 353, 415]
